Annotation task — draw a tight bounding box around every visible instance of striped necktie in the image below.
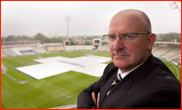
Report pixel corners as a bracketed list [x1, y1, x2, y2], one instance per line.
[107, 74, 122, 96]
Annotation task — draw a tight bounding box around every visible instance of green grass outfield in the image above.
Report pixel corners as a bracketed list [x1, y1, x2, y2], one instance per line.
[1, 51, 181, 109]
[161, 59, 181, 82]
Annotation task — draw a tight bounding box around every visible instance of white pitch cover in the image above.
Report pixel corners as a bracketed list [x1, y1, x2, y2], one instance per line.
[15, 56, 111, 80]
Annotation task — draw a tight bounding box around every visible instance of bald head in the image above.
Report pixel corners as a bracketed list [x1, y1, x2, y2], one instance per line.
[109, 9, 151, 33]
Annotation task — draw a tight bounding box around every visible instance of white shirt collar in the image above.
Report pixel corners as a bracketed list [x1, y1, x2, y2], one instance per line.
[117, 61, 145, 79]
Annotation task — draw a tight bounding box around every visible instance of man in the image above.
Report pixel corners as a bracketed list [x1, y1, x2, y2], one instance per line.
[77, 9, 181, 109]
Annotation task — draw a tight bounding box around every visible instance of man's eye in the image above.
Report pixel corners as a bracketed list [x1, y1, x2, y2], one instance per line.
[109, 35, 116, 40]
[127, 35, 132, 38]
[126, 34, 134, 39]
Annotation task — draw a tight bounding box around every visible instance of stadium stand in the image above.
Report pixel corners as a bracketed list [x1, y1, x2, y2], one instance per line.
[32, 47, 47, 53]
[151, 47, 159, 54]
[64, 46, 75, 51]
[46, 47, 57, 51]
[1, 40, 41, 49]
[64, 45, 94, 52]
[44, 43, 65, 52]
[97, 44, 109, 51]
[152, 42, 181, 66]
[171, 53, 181, 59]
[55, 47, 65, 51]
[20, 50, 34, 54]
[11, 47, 35, 55]
[97, 45, 104, 51]
[161, 48, 181, 59]
[152, 48, 171, 57]
[152, 42, 181, 58]
[1, 50, 8, 58]
[1, 40, 43, 57]
[84, 46, 94, 50]
[1, 48, 18, 57]
[105, 47, 110, 52]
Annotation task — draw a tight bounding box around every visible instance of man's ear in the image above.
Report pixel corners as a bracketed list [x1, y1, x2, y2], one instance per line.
[147, 33, 156, 50]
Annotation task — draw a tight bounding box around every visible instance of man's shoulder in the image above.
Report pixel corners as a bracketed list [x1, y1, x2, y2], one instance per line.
[148, 55, 175, 77]
[152, 57, 177, 77]
[134, 55, 180, 91]
[101, 62, 118, 77]
[105, 62, 118, 72]
[144, 56, 181, 91]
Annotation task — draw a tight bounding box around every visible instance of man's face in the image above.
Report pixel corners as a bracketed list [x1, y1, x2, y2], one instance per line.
[109, 14, 149, 72]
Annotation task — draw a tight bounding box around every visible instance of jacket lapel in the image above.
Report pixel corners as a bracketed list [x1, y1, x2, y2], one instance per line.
[99, 65, 118, 108]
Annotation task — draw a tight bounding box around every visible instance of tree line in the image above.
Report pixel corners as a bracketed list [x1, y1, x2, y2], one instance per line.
[156, 32, 181, 42]
[1, 33, 63, 44]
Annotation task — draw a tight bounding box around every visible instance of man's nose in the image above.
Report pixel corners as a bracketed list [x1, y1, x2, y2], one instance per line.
[113, 36, 125, 50]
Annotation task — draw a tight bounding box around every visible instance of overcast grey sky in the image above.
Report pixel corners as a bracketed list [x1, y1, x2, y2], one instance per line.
[1, 1, 181, 37]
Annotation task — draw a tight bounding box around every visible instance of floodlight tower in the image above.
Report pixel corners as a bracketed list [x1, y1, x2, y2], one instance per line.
[64, 16, 71, 46]
[65, 16, 71, 38]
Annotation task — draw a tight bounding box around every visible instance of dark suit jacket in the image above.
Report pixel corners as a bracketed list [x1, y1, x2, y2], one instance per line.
[77, 54, 181, 109]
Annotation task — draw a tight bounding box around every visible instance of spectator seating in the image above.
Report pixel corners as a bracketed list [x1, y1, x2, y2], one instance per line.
[32, 47, 47, 53]
[47, 47, 56, 51]
[11, 47, 35, 55]
[161, 48, 181, 59]
[55, 47, 65, 51]
[152, 48, 171, 57]
[64, 45, 94, 51]
[97, 44, 109, 51]
[2, 48, 18, 56]
[1, 50, 8, 57]
[97, 45, 104, 51]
